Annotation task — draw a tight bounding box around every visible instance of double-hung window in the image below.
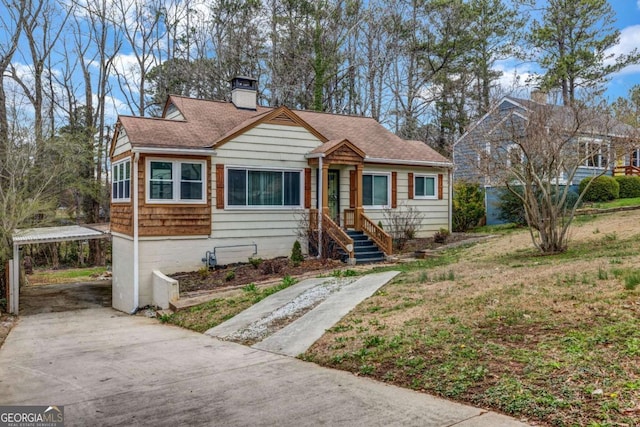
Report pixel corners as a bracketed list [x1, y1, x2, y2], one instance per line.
[112, 159, 131, 202]
[147, 159, 206, 203]
[414, 174, 437, 199]
[227, 167, 301, 207]
[581, 140, 605, 168]
[363, 173, 389, 207]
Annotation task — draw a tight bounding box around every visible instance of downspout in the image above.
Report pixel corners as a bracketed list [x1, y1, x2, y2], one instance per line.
[11, 243, 19, 314]
[131, 152, 140, 314]
[317, 156, 323, 259]
[448, 169, 453, 232]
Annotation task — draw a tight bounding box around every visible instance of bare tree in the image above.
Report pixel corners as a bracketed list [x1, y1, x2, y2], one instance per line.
[112, 0, 164, 115]
[474, 94, 637, 253]
[0, 0, 27, 154]
[9, 0, 70, 146]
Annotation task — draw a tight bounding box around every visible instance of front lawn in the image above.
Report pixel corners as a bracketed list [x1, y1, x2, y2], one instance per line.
[585, 196, 640, 209]
[303, 210, 640, 426]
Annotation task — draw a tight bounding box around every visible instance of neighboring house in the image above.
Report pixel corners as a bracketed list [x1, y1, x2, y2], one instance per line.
[453, 92, 639, 225]
[109, 77, 453, 313]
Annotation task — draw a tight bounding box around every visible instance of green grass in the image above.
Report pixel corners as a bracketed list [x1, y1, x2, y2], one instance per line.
[28, 266, 107, 284]
[303, 213, 640, 427]
[162, 276, 299, 332]
[586, 196, 640, 209]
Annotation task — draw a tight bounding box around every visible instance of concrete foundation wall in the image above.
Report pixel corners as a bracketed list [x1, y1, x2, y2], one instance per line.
[113, 232, 302, 313]
[112, 235, 135, 313]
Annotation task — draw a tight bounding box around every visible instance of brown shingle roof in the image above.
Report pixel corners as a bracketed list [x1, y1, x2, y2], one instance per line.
[116, 96, 452, 166]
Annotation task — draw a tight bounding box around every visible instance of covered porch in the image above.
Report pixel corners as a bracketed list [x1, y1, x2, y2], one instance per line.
[306, 139, 393, 264]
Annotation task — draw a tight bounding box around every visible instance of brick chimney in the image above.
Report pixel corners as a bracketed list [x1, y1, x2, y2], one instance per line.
[531, 89, 547, 104]
[230, 76, 257, 110]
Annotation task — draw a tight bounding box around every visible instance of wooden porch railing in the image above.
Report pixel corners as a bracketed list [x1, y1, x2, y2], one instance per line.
[309, 208, 354, 259]
[614, 165, 640, 176]
[359, 213, 393, 256]
[343, 209, 355, 229]
[322, 212, 354, 260]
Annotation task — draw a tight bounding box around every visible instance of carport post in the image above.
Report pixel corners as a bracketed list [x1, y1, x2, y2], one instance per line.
[10, 243, 19, 314]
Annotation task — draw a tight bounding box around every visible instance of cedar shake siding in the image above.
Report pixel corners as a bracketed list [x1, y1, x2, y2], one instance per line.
[138, 155, 211, 236]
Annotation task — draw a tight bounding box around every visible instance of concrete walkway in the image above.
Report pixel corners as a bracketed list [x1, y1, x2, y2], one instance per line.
[0, 309, 529, 426]
[207, 271, 400, 356]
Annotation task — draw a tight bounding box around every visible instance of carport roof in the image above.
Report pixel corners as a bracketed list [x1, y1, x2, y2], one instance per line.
[13, 224, 110, 245]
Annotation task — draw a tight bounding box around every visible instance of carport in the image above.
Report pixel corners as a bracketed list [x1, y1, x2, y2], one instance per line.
[7, 224, 111, 314]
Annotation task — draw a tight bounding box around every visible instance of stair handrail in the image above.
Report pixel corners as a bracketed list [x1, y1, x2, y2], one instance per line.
[359, 212, 393, 255]
[614, 165, 640, 176]
[322, 212, 354, 260]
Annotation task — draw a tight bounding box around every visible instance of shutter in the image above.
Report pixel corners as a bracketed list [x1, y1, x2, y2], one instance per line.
[391, 171, 397, 208]
[408, 173, 414, 199]
[304, 168, 311, 208]
[438, 173, 444, 200]
[216, 164, 224, 209]
[349, 170, 356, 208]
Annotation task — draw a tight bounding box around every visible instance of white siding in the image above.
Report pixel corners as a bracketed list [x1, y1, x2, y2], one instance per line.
[211, 123, 322, 261]
[164, 104, 185, 120]
[112, 129, 131, 157]
[363, 165, 450, 237]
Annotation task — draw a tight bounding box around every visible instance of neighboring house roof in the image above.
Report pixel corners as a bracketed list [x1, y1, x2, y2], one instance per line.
[113, 95, 452, 167]
[502, 96, 637, 138]
[455, 96, 638, 149]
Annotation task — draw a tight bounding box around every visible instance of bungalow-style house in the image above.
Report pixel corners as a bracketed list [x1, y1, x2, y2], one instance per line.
[453, 91, 639, 224]
[109, 77, 452, 313]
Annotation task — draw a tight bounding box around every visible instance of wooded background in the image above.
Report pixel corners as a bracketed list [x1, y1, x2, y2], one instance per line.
[0, 0, 639, 280]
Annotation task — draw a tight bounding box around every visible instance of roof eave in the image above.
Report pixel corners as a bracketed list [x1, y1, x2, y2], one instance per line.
[364, 157, 453, 168]
[131, 146, 217, 156]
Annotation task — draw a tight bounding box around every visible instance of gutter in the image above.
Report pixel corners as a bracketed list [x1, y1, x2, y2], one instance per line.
[364, 157, 453, 168]
[131, 147, 217, 156]
[306, 153, 453, 169]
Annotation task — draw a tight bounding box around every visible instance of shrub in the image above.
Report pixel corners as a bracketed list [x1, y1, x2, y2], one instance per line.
[433, 228, 450, 244]
[614, 175, 640, 199]
[248, 257, 263, 269]
[498, 186, 581, 225]
[383, 202, 425, 250]
[452, 181, 485, 232]
[498, 187, 527, 225]
[290, 240, 304, 266]
[579, 176, 619, 202]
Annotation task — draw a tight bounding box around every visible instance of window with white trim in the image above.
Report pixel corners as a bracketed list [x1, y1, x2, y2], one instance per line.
[227, 167, 301, 207]
[147, 159, 206, 203]
[112, 159, 131, 202]
[414, 174, 436, 199]
[363, 173, 389, 207]
[581, 140, 606, 168]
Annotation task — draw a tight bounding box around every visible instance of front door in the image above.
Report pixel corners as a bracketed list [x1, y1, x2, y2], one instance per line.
[328, 169, 340, 225]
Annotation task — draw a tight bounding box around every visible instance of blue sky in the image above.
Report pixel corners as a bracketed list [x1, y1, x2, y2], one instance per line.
[605, 1, 640, 100]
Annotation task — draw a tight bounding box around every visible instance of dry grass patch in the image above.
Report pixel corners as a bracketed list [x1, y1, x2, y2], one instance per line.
[304, 211, 640, 426]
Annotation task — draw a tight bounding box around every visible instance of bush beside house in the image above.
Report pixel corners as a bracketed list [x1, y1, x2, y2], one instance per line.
[614, 176, 640, 199]
[452, 181, 485, 232]
[579, 176, 619, 202]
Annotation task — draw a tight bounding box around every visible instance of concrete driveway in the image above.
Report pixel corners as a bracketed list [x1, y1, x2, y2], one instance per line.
[0, 309, 529, 426]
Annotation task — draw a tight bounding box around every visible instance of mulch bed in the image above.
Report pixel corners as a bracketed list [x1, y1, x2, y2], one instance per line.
[171, 233, 479, 294]
[171, 257, 344, 293]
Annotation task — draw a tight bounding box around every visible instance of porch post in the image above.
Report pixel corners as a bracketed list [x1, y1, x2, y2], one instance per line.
[355, 163, 363, 231]
[10, 243, 20, 314]
[322, 162, 329, 216]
